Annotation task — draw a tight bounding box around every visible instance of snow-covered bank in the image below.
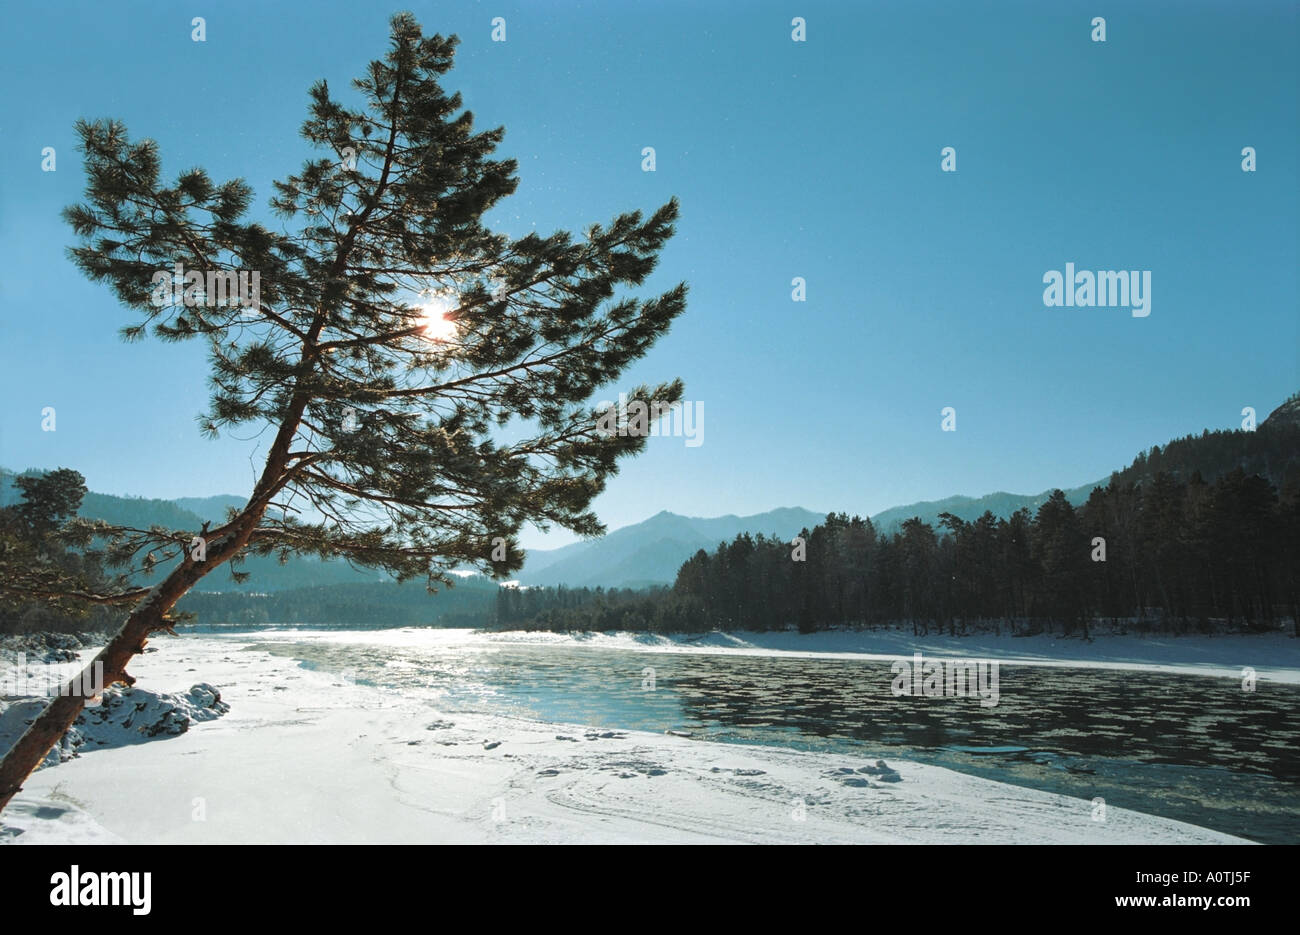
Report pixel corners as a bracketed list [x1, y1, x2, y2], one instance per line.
[0, 635, 1251, 844]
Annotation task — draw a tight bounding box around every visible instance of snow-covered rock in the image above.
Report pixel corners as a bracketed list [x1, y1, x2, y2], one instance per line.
[0, 683, 230, 768]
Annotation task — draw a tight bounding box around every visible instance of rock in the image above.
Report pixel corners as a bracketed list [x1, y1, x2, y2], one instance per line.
[0, 681, 230, 768]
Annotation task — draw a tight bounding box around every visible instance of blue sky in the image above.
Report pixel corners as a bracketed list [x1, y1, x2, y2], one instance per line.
[1, 0, 1296, 550]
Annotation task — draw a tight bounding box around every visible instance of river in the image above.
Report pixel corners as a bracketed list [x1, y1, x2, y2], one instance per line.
[205, 628, 1299, 844]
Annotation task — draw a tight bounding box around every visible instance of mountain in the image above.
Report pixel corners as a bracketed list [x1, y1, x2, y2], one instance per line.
[1, 473, 209, 531]
[513, 490, 1108, 589]
[0, 470, 383, 592]
[1264, 393, 1300, 429]
[870, 392, 1300, 535]
[518, 392, 1300, 586]
[7, 389, 1297, 594]
[1105, 392, 1300, 492]
[517, 507, 824, 587]
[867, 483, 1102, 535]
[172, 495, 249, 525]
[177, 576, 499, 626]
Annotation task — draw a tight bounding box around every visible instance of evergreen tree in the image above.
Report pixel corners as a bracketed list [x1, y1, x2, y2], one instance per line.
[0, 14, 687, 813]
[0, 469, 128, 631]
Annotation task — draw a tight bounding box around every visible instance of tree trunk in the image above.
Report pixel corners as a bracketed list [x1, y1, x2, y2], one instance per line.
[0, 504, 268, 814]
[0, 595, 167, 812]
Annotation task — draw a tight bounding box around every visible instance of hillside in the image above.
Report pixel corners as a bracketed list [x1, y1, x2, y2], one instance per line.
[0, 471, 384, 592]
[177, 576, 498, 627]
[1106, 394, 1300, 492]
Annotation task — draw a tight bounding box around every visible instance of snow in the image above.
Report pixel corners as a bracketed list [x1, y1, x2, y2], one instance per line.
[0, 630, 1262, 844]
[0, 682, 229, 769]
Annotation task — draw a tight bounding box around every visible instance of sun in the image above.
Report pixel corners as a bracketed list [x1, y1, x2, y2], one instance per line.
[417, 294, 459, 342]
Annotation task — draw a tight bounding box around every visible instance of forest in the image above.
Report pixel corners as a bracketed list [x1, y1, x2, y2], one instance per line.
[495, 409, 1300, 636]
[497, 467, 1298, 636]
[8, 412, 1300, 638]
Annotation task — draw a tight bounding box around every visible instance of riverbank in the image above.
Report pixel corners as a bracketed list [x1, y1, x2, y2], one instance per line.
[0, 632, 1257, 844]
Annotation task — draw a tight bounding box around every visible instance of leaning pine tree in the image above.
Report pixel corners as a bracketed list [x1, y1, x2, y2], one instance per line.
[0, 13, 686, 812]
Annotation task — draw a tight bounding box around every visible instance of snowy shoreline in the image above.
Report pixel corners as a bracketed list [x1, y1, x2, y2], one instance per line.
[0, 630, 1269, 844]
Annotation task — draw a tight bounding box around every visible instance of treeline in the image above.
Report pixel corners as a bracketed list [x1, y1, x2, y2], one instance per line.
[494, 584, 675, 631]
[178, 578, 498, 627]
[500, 468, 1300, 636]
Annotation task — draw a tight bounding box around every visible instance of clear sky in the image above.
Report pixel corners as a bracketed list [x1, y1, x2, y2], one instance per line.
[1, 0, 1296, 550]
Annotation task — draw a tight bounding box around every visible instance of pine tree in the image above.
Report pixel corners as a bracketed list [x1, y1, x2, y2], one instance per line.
[0, 469, 129, 629]
[0, 14, 687, 812]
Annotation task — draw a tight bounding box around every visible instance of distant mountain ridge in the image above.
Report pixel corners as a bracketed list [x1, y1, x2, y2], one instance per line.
[445, 392, 1300, 586]
[515, 487, 1102, 586]
[5, 389, 1296, 592]
[867, 483, 1101, 535]
[517, 507, 825, 587]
